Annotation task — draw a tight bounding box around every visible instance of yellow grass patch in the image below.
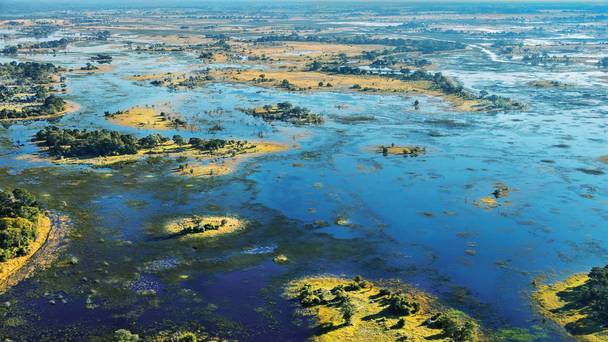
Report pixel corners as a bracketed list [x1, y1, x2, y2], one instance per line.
[69, 64, 114, 74]
[173, 161, 233, 177]
[107, 105, 179, 130]
[375, 145, 426, 156]
[286, 276, 484, 342]
[474, 196, 498, 209]
[172, 141, 287, 178]
[164, 216, 245, 239]
[533, 274, 608, 342]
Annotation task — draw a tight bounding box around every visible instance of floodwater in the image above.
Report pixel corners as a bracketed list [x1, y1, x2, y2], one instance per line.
[0, 26, 607, 341]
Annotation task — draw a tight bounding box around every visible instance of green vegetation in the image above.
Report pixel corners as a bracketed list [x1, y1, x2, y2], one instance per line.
[34, 126, 166, 158]
[257, 35, 465, 54]
[430, 310, 477, 341]
[290, 276, 482, 341]
[0, 95, 67, 120]
[91, 54, 113, 64]
[0, 62, 68, 120]
[34, 126, 250, 160]
[175, 215, 226, 235]
[570, 265, 608, 323]
[0, 188, 42, 261]
[113, 329, 140, 342]
[0, 61, 62, 84]
[243, 102, 323, 125]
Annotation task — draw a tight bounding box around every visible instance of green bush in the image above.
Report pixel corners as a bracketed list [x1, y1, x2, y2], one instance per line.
[113, 329, 140, 342]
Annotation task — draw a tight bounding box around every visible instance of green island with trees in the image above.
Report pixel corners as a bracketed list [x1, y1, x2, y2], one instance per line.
[534, 265, 608, 342]
[0, 187, 53, 290]
[243, 101, 323, 125]
[33, 126, 286, 168]
[286, 275, 483, 341]
[0, 188, 43, 261]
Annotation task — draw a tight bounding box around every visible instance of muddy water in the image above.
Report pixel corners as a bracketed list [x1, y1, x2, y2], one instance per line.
[0, 31, 606, 341]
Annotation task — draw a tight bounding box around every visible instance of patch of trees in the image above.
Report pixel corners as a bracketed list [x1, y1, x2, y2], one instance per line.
[244, 101, 323, 125]
[0, 61, 62, 84]
[571, 265, 608, 323]
[29, 38, 70, 50]
[0, 95, 66, 120]
[426, 310, 477, 341]
[23, 25, 59, 38]
[256, 34, 465, 54]
[0, 188, 42, 261]
[522, 52, 571, 65]
[34, 127, 247, 159]
[34, 126, 168, 158]
[91, 54, 113, 64]
[178, 216, 227, 235]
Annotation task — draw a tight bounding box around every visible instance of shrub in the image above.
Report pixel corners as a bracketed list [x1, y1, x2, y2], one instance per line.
[113, 329, 140, 342]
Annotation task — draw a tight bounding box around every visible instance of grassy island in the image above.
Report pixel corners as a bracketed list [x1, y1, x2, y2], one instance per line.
[286, 275, 484, 341]
[0, 188, 51, 290]
[105, 106, 186, 130]
[128, 70, 213, 89]
[474, 183, 511, 210]
[33, 126, 287, 170]
[377, 144, 426, 157]
[243, 102, 323, 125]
[163, 215, 245, 240]
[534, 266, 608, 342]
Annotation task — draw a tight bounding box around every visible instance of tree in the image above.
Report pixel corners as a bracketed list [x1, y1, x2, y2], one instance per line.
[340, 298, 356, 326]
[113, 329, 140, 342]
[173, 135, 185, 145]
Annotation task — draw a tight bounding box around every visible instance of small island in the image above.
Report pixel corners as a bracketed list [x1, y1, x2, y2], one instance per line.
[534, 265, 608, 342]
[0, 188, 51, 290]
[376, 144, 426, 157]
[32, 126, 287, 171]
[242, 102, 323, 125]
[163, 215, 245, 240]
[474, 182, 511, 210]
[286, 275, 484, 341]
[104, 105, 186, 130]
[127, 70, 213, 90]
